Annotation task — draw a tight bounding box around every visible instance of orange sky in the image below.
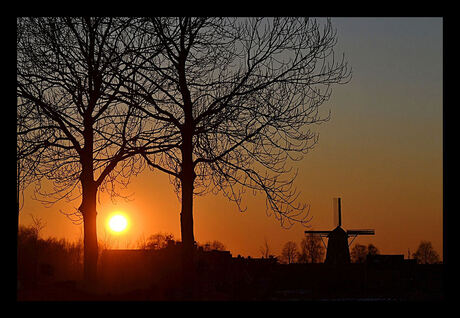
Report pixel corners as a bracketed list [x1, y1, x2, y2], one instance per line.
[18, 18, 443, 261]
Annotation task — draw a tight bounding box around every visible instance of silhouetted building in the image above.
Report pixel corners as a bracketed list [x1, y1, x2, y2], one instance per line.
[325, 226, 350, 264]
[98, 245, 280, 298]
[305, 197, 375, 265]
[366, 254, 405, 268]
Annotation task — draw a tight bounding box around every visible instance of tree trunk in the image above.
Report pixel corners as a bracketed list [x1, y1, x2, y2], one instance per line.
[80, 119, 98, 285]
[180, 163, 195, 252]
[81, 180, 98, 285]
[177, 41, 196, 297]
[179, 131, 196, 298]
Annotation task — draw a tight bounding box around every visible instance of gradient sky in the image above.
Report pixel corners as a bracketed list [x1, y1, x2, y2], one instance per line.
[19, 17, 443, 260]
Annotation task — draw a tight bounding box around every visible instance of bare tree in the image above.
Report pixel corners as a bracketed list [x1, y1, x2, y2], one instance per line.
[299, 233, 325, 263]
[412, 241, 440, 264]
[29, 214, 47, 239]
[350, 243, 380, 263]
[144, 232, 176, 250]
[17, 105, 45, 216]
[350, 244, 367, 263]
[120, 17, 351, 269]
[280, 241, 299, 264]
[367, 243, 379, 256]
[98, 228, 115, 252]
[135, 233, 149, 250]
[259, 238, 272, 258]
[17, 17, 154, 284]
[16, 18, 50, 227]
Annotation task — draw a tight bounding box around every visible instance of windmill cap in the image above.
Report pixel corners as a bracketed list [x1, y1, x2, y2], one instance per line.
[329, 226, 347, 237]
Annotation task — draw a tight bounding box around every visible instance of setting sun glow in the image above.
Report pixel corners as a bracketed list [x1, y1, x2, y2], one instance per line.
[108, 214, 128, 233]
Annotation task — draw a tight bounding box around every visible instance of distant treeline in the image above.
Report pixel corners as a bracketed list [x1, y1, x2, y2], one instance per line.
[18, 222, 441, 289]
[277, 237, 440, 265]
[17, 225, 83, 288]
[17, 224, 229, 288]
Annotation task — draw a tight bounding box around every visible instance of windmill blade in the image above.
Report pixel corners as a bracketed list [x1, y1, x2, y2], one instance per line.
[347, 229, 375, 235]
[333, 197, 341, 227]
[304, 230, 332, 237]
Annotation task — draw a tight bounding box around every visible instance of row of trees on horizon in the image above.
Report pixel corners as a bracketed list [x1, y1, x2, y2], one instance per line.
[276, 238, 441, 265]
[18, 217, 441, 286]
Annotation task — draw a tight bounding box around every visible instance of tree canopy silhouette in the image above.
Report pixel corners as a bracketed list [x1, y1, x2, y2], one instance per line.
[17, 17, 351, 289]
[118, 17, 351, 260]
[16, 17, 157, 284]
[299, 232, 325, 263]
[413, 241, 440, 264]
[280, 241, 299, 264]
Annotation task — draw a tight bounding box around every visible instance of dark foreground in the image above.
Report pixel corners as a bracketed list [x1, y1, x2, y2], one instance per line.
[17, 248, 444, 301]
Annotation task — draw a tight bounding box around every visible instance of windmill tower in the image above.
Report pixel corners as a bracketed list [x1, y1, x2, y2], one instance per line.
[305, 198, 375, 265]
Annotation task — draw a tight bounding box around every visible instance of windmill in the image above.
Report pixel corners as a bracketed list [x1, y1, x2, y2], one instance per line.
[305, 198, 375, 265]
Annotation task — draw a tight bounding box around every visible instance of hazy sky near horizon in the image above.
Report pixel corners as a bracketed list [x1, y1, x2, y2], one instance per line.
[19, 17, 443, 260]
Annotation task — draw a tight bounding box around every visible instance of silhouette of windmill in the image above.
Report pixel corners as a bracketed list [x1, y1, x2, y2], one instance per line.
[305, 198, 375, 265]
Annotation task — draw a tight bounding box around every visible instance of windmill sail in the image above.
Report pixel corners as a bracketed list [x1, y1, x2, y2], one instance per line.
[333, 197, 342, 227]
[306, 196, 375, 265]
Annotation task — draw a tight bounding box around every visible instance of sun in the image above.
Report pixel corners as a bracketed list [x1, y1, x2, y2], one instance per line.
[108, 214, 128, 233]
